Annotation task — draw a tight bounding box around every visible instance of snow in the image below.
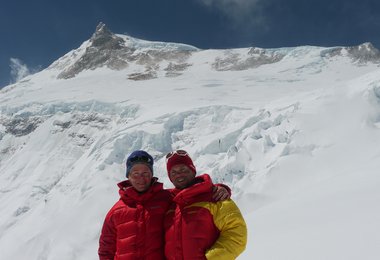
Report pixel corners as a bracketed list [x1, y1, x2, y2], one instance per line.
[1, 36, 380, 260]
[118, 34, 200, 52]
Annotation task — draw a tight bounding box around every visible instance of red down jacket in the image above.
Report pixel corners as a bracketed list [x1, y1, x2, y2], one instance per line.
[98, 178, 172, 260]
[164, 174, 247, 260]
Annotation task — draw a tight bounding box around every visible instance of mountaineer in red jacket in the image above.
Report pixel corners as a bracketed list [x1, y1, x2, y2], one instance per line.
[164, 150, 247, 260]
[98, 150, 170, 260]
[98, 150, 230, 260]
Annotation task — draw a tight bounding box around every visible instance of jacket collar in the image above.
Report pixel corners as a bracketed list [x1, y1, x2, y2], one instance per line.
[172, 174, 214, 206]
[118, 177, 163, 204]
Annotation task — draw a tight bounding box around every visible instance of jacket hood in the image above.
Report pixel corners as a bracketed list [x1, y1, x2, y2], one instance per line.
[171, 174, 214, 206]
[117, 177, 163, 204]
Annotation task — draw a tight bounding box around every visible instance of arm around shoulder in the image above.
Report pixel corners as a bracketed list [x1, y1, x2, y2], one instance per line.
[206, 199, 247, 260]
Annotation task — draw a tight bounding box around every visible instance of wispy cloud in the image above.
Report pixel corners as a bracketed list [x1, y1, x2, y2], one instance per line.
[9, 58, 33, 83]
[196, 0, 266, 28]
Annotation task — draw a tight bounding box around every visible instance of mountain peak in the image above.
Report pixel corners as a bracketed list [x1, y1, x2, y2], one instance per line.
[95, 22, 110, 35]
[56, 23, 197, 79]
[89, 22, 123, 49]
[346, 42, 380, 63]
[56, 23, 128, 79]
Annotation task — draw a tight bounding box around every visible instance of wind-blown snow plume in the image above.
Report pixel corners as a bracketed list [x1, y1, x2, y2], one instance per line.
[9, 58, 32, 83]
[196, 0, 265, 28]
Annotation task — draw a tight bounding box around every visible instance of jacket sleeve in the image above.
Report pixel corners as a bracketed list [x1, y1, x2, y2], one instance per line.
[205, 199, 247, 260]
[214, 183, 232, 197]
[98, 210, 117, 260]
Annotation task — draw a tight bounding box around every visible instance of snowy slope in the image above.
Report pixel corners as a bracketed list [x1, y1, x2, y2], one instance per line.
[1, 24, 380, 260]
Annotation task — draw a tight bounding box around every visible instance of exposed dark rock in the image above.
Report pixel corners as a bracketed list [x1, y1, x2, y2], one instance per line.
[128, 70, 157, 81]
[91, 22, 124, 50]
[346, 43, 380, 63]
[55, 22, 380, 80]
[321, 43, 380, 64]
[212, 48, 285, 71]
[164, 62, 191, 77]
[58, 23, 129, 79]
[57, 23, 195, 80]
[165, 62, 191, 72]
[3, 116, 43, 137]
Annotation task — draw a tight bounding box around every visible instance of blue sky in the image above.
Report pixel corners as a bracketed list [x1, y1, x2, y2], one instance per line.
[1, 0, 380, 88]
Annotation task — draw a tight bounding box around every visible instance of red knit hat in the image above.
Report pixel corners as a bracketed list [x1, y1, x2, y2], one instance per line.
[166, 150, 196, 175]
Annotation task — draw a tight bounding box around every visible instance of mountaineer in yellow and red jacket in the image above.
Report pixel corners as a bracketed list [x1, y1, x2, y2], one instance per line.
[164, 150, 247, 260]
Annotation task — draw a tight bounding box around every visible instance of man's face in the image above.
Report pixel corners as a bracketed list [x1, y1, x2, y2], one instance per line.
[169, 164, 195, 189]
[128, 164, 153, 192]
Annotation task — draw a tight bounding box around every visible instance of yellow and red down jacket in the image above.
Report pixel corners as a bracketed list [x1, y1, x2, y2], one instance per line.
[164, 174, 247, 260]
[98, 178, 171, 260]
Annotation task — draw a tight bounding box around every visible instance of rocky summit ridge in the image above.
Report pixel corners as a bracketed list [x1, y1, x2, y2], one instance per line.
[55, 22, 196, 80]
[49, 22, 380, 81]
